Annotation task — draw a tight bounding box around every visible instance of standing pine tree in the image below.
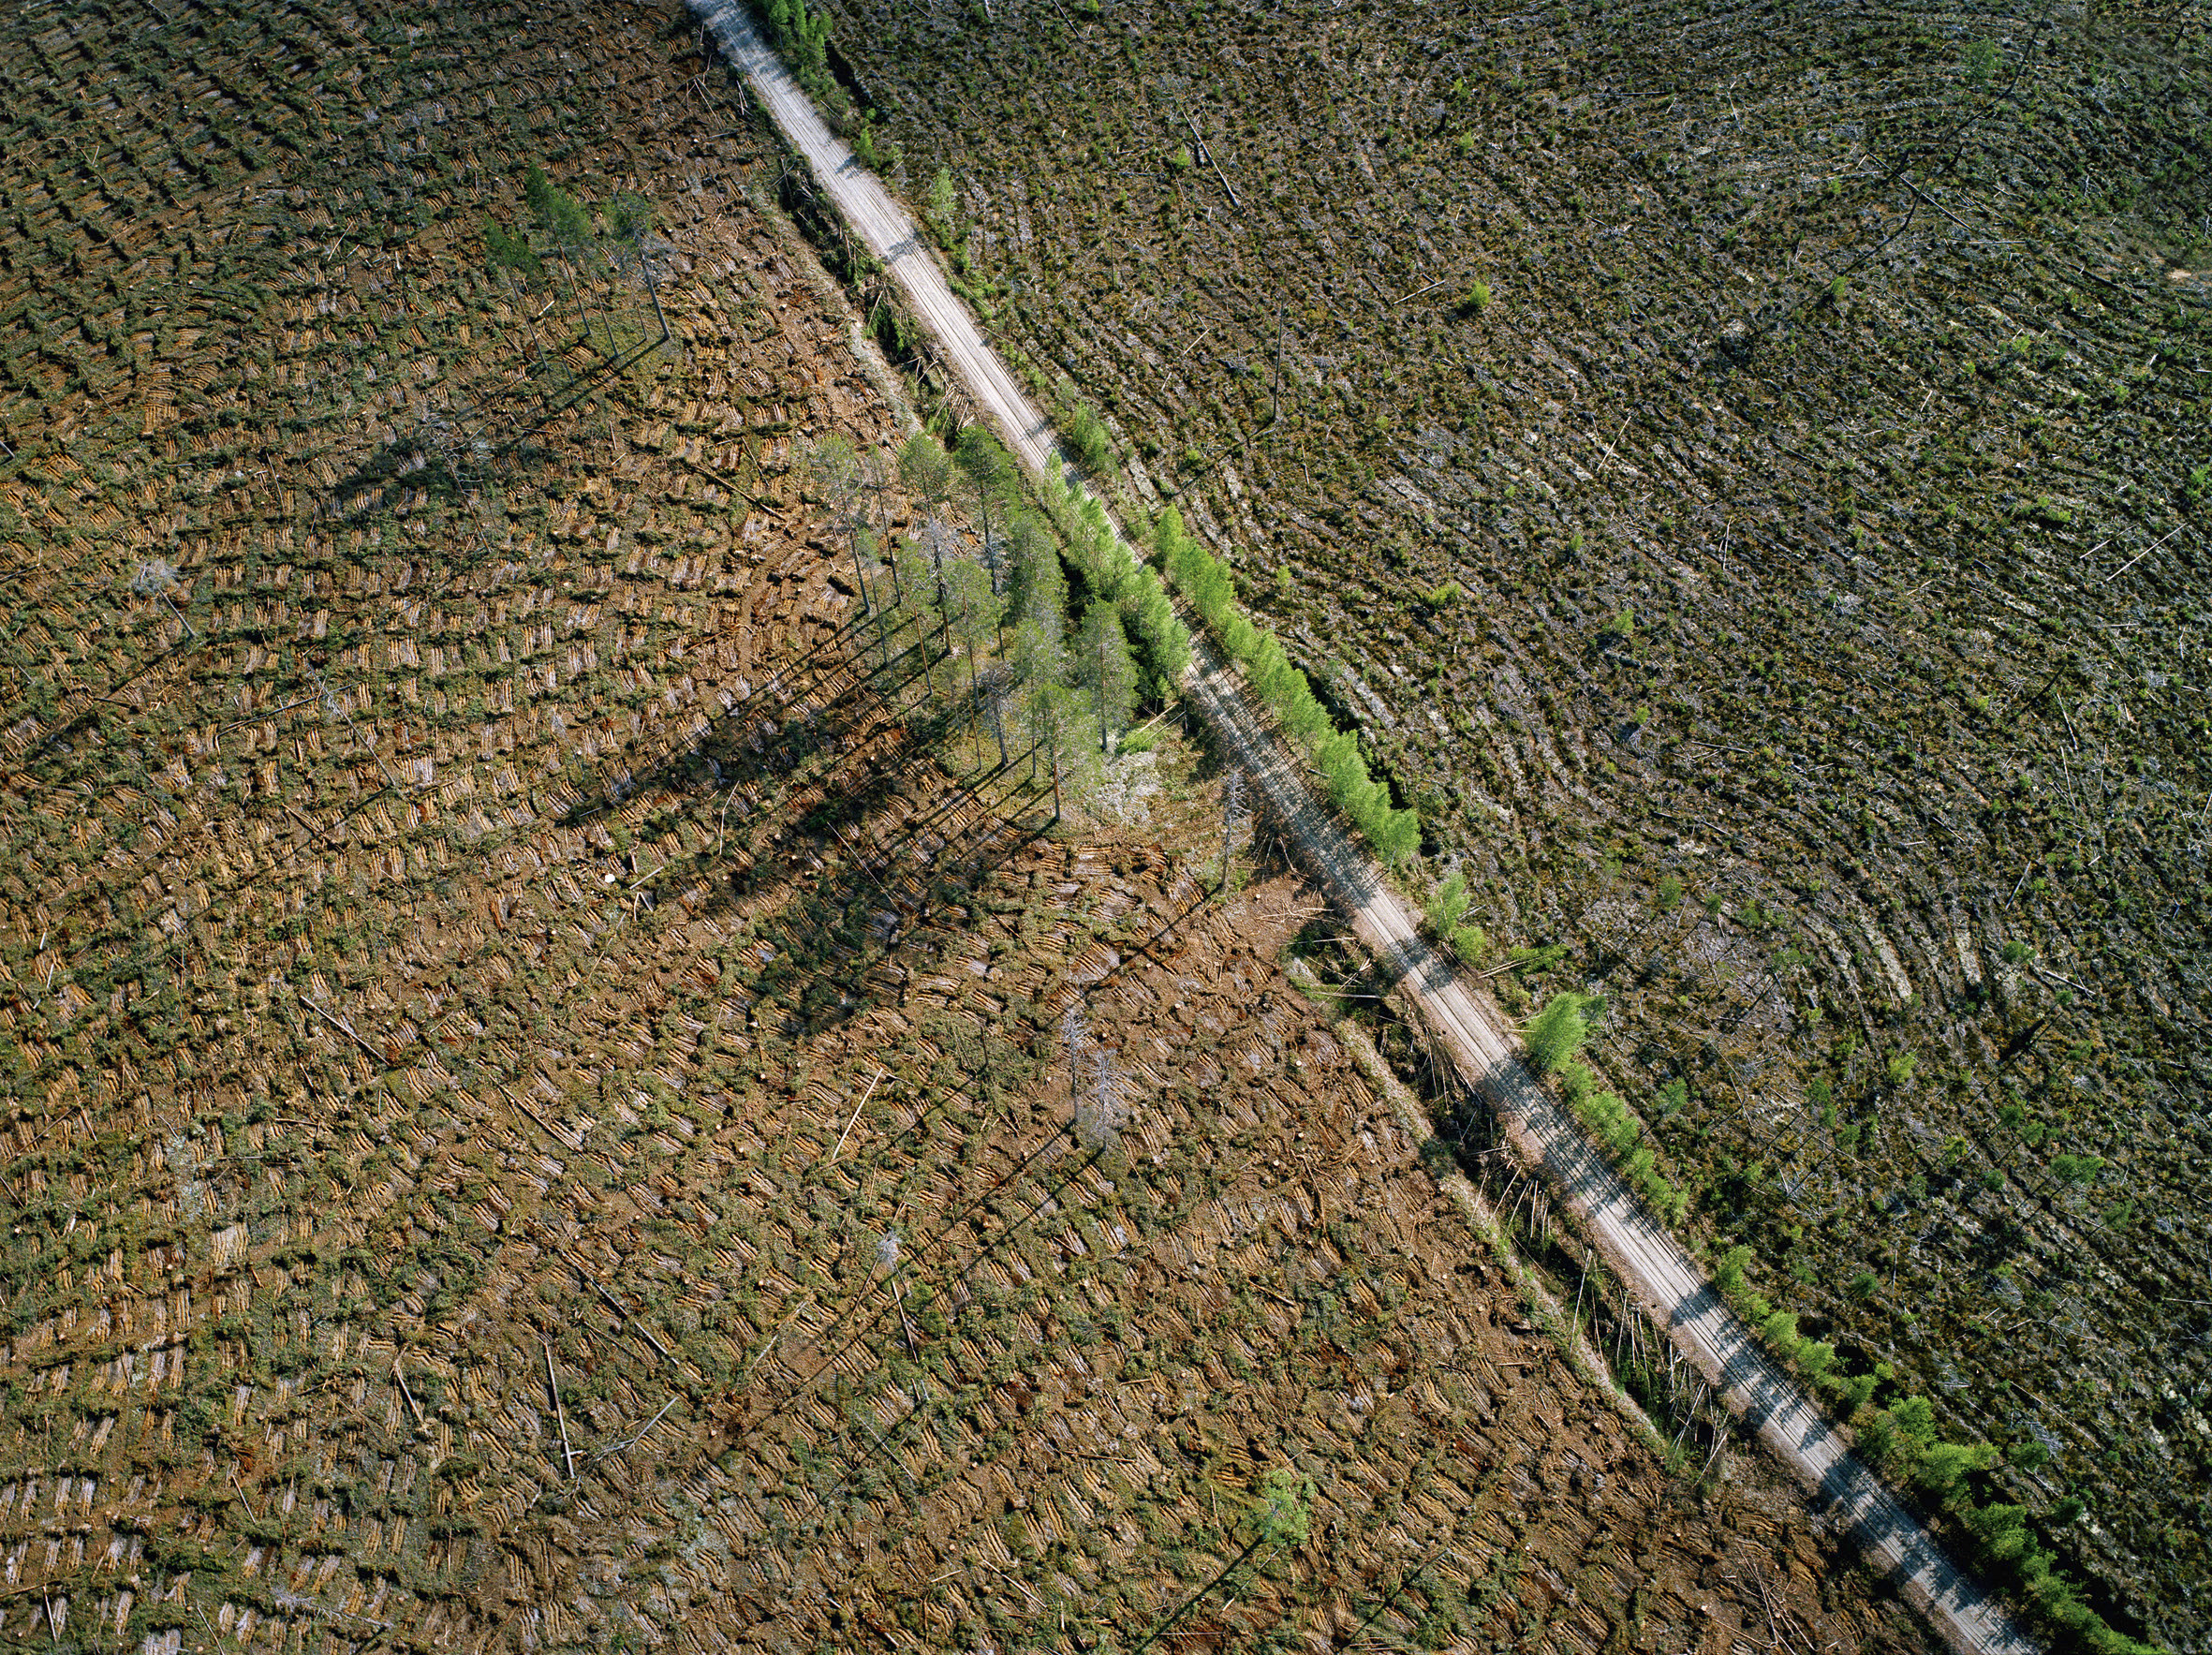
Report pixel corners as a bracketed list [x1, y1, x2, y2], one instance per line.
[804, 436, 874, 613]
[524, 163, 592, 251]
[1077, 600, 1138, 755]
[907, 514, 962, 614]
[1004, 511, 1075, 798]
[975, 664, 1012, 768]
[898, 430, 954, 521]
[1027, 679, 1084, 819]
[1007, 512, 1064, 632]
[523, 163, 610, 357]
[888, 535, 951, 704]
[1010, 564, 1067, 731]
[955, 427, 1017, 600]
[942, 553, 1001, 704]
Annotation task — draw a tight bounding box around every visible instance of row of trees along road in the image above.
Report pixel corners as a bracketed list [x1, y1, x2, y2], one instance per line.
[804, 425, 1189, 813]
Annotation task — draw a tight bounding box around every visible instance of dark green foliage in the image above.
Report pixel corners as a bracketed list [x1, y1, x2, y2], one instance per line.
[524, 163, 592, 249]
[1008, 512, 1066, 634]
[609, 192, 654, 243]
[1031, 481, 1187, 699]
[1507, 941, 1570, 976]
[943, 554, 1002, 689]
[954, 425, 1015, 540]
[1078, 600, 1138, 753]
[1127, 574, 1188, 693]
[899, 431, 954, 515]
[482, 214, 541, 277]
[764, 0, 833, 85]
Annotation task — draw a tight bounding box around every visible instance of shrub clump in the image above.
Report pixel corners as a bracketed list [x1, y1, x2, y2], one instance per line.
[1705, 1248, 2157, 1655]
[1527, 994, 1688, 1220]
[1523, 991, 1590, 1074]
[1031, 470, 1189, 696]
[1423, 872, 1487, 966]
[1057, 377, 1115, 475]
[1546, 1053, 1689, 1226]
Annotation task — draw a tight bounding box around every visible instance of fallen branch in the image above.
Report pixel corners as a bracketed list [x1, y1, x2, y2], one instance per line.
[1187, 113, 1243, 209]
[597, 1395, 680, 1461]
[828, 1067, 889, 1162]
[544, 1342, 578, 1480]
[299, 993, 387, 1064]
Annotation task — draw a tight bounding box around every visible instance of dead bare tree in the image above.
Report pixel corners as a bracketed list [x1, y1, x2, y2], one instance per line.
[1062, 1000, 1128, 1151]
[1219, 766, 1246, 890]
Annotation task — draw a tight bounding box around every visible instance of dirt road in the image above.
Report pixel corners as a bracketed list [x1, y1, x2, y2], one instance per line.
[696, 3, 1068, 481]
[689, 6, 2037, 1649]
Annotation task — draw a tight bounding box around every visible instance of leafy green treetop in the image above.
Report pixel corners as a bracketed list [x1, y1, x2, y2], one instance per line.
[1078, 600, 1138, 754]
[1251, 1467, 1314, 1548]
[1525, 992, 1592, 1074]
[524, 163, 592, 250]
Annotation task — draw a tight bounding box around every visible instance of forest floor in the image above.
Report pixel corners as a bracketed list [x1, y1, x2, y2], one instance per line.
[0, 2, 1958, 1653]
[802, 0, 2212, 1645]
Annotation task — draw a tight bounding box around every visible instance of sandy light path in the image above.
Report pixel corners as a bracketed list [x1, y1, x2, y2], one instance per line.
[689, 6, 2038, 1649]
